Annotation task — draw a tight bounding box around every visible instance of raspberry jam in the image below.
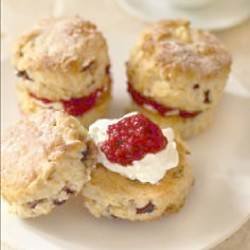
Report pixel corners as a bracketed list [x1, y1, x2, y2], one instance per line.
[128, 83, 200, 118]
[101, 114, 167, 166]
[62, 89, 102, 116]
[30, 89, 103, 116]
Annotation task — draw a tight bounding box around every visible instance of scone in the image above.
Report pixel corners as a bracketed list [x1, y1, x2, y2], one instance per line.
[82, 113, 194, 221]
[13, 16, 112, 127]
[1, 110, 96, 218]
[126, 20, 232, 138]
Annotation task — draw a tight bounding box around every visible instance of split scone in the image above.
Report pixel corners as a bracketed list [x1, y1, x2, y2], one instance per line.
[13, 16, 112, 127]
[1, 110, 96, 218]
[127, 20, 232, 138]
[82, 113, 194, 221]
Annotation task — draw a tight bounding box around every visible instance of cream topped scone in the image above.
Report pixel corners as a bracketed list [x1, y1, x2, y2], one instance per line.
[13, 16, 112, 127]
[82, 113, 194, 221]
[1, 110, 96, 218]
[127, 20, 232, 138]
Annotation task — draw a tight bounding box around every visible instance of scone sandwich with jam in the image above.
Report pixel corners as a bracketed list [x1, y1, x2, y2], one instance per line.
[13, 16, 112, 127]
[127, 20, 232, 138]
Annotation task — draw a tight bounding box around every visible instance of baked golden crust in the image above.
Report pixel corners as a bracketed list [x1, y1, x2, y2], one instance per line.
[136, 20, 231, 78]
[127, 19, 232, 111]
[1, 110, 96, 218]
[13, 17, 99, 71]
[13, 16, 111, 100]
[82, 138, 194, 221]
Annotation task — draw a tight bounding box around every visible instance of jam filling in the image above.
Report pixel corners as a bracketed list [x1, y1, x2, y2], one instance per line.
[30, 88, 104, 116]
[127, 83, 200, 118]
[101, 114, 167, 166]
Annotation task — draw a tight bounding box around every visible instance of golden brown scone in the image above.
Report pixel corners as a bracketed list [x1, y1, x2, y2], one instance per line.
[127, 19, 232, 138]
[82, 139, 194, 221]
[13, 16, 112, 125]
[1, 110, 96, 218]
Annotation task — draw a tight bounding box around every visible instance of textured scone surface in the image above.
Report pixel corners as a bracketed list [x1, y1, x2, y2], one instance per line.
[127, 20, 232, 111]
[82, 140, 194, 221]
[1, 110, 96, 218]
[13, 16, 111, 100]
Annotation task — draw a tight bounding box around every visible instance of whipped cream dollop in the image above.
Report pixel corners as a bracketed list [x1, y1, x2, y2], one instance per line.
[89, 113, 179, 184]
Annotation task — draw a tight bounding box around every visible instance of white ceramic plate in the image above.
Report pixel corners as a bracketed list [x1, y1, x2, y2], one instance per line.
[117, 0, 250, 30]
[1, 1, 250, 248]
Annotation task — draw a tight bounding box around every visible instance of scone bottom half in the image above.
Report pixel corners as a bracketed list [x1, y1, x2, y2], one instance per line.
[1, 110, 97, 218]
[82, 113, 194, 221]
[126, 19, 232, 139]
[13, 16, 112, 127]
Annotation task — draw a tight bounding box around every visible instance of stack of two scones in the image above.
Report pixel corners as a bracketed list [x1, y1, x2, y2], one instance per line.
[14, 16, 111, 127]
[1, 17, 231, 221]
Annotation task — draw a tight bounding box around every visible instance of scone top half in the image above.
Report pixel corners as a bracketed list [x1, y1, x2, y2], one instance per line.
[13, 16, 111, 104]
[1, 110, 96, 218]
[127, 20, 232, 114]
